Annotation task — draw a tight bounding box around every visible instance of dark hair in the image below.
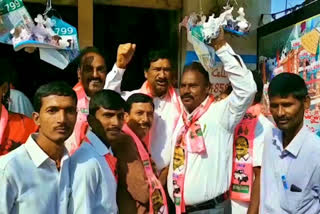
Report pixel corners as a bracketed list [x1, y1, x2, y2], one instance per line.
[236, 136, 249, 146]
[76, 46, 107, 69]
[252, 70, 264, 103]
[0, 58, 13, 86]
[126, 93, 154, 112]
[268, 72, 308, 101]
[143, 49, 172, 71]
[183, 62, 210, 86]
[33, 81, 77, 112]
[89, 89, 126, 115]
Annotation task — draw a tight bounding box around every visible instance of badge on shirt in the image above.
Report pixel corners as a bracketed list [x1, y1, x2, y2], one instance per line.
[80, 108, 89, 115]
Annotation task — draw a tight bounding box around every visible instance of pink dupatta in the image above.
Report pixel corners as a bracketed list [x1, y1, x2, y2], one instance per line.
[0, 105, 9, 145]
[140, 81, 181, 151]
[172, 95, 214, 214]
[123, 124, 168, 214]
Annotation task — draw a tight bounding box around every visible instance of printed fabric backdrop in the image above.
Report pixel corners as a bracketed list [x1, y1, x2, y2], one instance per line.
[259, 13, 320, 136]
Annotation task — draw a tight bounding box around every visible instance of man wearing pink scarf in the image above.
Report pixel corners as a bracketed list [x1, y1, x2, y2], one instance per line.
[67, 45, 135, 154]
[167, 30, 257, 214]
[104, 48, 180, 180]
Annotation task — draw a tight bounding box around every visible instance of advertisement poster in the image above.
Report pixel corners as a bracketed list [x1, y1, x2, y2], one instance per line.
[259, 14, 320, 136]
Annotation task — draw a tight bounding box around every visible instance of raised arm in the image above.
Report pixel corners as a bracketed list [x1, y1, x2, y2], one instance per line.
[211, 29, 257, 131]
[104, 43, 136, 99]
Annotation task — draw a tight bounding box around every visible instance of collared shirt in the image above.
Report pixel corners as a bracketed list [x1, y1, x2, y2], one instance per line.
[0, 134, 70, 214]
[167, 43, 257, 205]
[67, 130, 118, 214]
[260, 125, 320, 214]
[105, 64, 180, 171]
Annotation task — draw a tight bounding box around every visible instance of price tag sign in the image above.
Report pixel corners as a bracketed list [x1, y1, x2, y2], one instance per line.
[52, 16, 77, 36]
[0, 0, 24, 15]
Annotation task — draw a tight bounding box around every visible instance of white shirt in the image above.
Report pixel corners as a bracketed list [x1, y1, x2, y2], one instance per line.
[231, 114, 274, 214]
[260, 126, 320, 214]
[105, 64, 180, 171]
[8, 89, 34, 118]
[67, 130, 118, 214]
[0, 134, 70, 214]
[167, 43, 257, 205]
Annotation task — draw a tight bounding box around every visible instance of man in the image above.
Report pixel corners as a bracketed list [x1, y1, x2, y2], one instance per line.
[0, 81, 77, 214]
[68, 90, 126, 214]
[119, 93, 168, 214]
[0, 59, 37, 156]
[228, 72, 274, 214]
[260, 73, 320, 213]
[167, 29, 257, 214]
[68, 45, 135, 153]
[105, 47, 180, 176]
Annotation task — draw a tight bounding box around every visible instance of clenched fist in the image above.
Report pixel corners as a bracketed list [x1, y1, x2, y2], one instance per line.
[116, 43, 136, 69]
[210, 27, 227, 51]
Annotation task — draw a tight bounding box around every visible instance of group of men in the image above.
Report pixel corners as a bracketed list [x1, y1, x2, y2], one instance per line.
[0, 28, 320, 214]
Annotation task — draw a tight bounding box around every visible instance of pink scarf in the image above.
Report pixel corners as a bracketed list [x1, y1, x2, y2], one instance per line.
[230, 104, 260, 202]
[172, 95, 214, 214]
[71, 82, 90, 154]
[0, 105, 8, 145]
[123, 124, 168, 214]
[140, 81, 181, 151]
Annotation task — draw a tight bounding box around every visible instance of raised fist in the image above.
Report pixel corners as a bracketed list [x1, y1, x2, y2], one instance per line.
[116, 43, 136, 69]
[210, 27, 227, 51]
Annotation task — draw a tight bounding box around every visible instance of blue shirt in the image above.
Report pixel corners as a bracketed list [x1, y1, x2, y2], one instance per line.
[0, 134, 70, 214]
[67, 130, 118, 214]
[260, 126, 320, 213]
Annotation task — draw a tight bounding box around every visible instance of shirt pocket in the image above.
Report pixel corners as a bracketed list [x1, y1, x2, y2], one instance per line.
[281, 191, 303, 213]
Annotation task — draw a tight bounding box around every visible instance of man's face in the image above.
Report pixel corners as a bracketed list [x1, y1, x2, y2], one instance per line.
[95, 107, 125, 142]
[78, 53, 107, 98]
[126, 102, 154, 140]
[144, 58, 172, 97]
[235, 137, 249, 158]
[270, 95, 310, 134]
[33, 95, 77, 145]
[180, 70, 209, 113]
[173, 147, 185, 170]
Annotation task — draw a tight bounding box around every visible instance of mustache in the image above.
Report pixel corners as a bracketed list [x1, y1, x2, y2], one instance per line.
[156, 78, 168, 82]
[276, 116, 290, 121]
[181, 94, 194, 100]
[54, 125, 70, 131]
[140, 122, 152, 128]
[88, 78, 103, 83]
[107, 127, 121, 132]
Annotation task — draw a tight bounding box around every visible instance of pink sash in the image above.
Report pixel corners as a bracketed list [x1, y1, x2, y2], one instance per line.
[140, 81, 181, 152]
[122, 124, 168, 214]
[105, 153, 118, 183]
[71, 82, 90, 154]
[0, 105, 9, 145]
[230, 104, 260, 202]
[172, 95, 214, 214]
